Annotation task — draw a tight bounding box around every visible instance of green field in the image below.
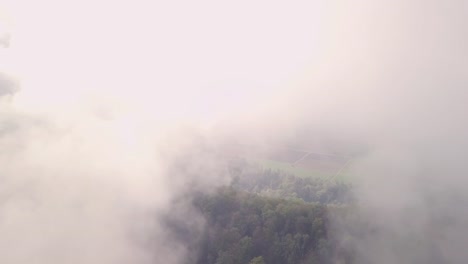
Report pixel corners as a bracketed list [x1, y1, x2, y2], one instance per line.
[251, 158, 352, 182]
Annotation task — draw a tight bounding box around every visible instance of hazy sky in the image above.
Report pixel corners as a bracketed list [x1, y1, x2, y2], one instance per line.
[0, 0, 327, 125]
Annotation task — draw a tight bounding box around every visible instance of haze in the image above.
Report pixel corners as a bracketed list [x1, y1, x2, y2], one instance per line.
[0, 0, 467, 263]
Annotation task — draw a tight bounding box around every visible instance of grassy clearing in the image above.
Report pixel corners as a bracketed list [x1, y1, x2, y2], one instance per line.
[251, 158, 353, 182]
[253, 158, 331, 178]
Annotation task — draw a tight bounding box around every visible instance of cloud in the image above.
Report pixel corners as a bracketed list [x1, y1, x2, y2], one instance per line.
[0, 0, 467, 263]
[0, 32, 9, 48]
[0, 72, 18, 97]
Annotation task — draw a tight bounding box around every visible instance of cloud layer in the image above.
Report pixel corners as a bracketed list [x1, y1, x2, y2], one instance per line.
[1, 0, 468, 263]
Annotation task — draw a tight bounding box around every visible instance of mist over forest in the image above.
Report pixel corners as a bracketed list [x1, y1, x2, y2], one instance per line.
[1, 0, 468, 263]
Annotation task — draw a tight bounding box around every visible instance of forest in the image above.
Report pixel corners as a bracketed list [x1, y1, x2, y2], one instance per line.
[179, 160, 356, 264]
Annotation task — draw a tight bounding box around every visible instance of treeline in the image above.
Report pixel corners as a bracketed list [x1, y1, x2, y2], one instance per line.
[229, 159, 353, 204]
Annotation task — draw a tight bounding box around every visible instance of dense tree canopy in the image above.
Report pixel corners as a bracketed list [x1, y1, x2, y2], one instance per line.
[187, 161, 355, 264]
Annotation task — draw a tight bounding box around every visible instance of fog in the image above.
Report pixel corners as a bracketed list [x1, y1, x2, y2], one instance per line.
[0, 0, 468, 263]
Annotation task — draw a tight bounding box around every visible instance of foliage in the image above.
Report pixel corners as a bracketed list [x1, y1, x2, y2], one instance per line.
[229, 159, 353, 204]
[249, 256, 265, 264]
[194, 187, 336, 264]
